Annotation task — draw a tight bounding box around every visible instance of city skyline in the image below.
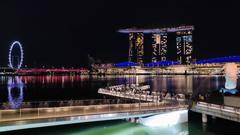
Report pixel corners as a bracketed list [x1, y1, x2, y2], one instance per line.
[1, 1, 240, 134]
[0, 0, 239, 67]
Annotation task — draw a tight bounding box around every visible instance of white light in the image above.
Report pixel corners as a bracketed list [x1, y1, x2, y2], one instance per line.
[8, 41, 24, 69]
[141, 110, 188, 127]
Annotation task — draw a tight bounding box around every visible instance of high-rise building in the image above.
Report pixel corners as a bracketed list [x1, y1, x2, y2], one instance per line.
[152, 34, 168, 62]
[176, 30, 193, 64]
[119, 25, 194, 65]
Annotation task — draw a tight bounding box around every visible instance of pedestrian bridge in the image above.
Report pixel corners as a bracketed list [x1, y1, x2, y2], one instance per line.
[0, 99, 187, 132]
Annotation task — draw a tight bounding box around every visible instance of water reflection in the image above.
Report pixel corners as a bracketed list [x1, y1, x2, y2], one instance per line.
[7, 77, 24, 109]
[0, 75, 229, 102]
[149, 75, 193, 94]
[20, 75, 89, 85]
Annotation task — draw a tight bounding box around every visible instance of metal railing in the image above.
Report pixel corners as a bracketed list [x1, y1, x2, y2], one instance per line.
[0, 99, 136, 110]
[0, 100, 187, 122]
[195, 101, 240, 114]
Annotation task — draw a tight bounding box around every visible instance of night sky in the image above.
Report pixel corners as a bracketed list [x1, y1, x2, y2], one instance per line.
[0, 0, 239, 68]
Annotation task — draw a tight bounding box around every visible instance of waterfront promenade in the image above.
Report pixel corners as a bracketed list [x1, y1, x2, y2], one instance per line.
[0, 99, 187, 132]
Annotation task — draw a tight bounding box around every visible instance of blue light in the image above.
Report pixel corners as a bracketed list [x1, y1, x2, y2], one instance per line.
[194, 56, 240, 64]
[114, 61, 139, 68]
[144, 61, 180, 67]
[220, 88, 238, 94]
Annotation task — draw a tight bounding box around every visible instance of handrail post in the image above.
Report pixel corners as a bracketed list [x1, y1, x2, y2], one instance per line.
[19, 109, 22, 119]
[108, 99, 110, 112]
[129, 102, 131, 112]
[70, 101, 72, 115]
[54, 107, 56, 116]
[96, 104, 98, 113]
[38, 108, 40, 117]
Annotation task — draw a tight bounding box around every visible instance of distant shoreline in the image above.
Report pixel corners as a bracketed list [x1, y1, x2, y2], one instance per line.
[0, 72, 224, 76]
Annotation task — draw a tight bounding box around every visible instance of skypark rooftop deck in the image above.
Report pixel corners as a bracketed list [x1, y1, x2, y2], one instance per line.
[118, 25, 194, 33]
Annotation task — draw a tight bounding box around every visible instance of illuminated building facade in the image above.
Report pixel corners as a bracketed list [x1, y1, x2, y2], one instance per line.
[128, 33, 135, 62]
[151, 34, 159, 63]
[176, 31, 193, 64]
[128, 33, 144, 64]
[159, 34, 168, 61]
[152, 33, 168, 62]
[119, 25, 194, 65]
[136, 33, 144, 64]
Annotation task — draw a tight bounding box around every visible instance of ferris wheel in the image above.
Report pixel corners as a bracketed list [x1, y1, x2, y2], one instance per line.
[8, 41, 24, 69]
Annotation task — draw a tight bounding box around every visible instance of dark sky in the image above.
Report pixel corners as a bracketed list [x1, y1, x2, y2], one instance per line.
[0, 0, 239, 68]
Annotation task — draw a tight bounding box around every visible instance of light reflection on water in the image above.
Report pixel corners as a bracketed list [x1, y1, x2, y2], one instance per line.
[7, 77, 24, 109]
[0, 75, 228, 103]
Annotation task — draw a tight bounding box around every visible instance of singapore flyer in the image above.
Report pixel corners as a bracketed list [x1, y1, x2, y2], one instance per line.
[8, 41, 24, 69]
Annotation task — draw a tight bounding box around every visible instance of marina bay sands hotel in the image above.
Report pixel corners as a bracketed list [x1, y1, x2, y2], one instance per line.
[118, 25, 194, 65]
